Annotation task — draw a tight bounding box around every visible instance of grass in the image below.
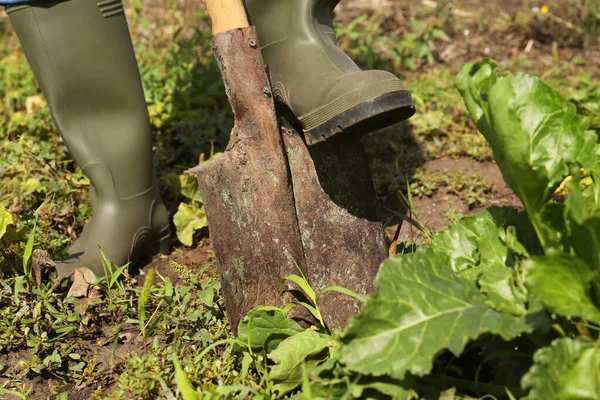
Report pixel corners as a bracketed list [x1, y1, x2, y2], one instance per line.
[0, 0, 599, 398]
[1, 255, 250, 398]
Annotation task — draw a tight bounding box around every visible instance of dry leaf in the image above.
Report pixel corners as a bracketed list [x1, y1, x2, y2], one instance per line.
[30, 249, 56, 286]
[67, 267, 98, 298]
[25, 95, 47, 115]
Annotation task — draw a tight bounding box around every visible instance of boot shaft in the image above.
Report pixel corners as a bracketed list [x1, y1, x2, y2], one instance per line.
[7, 0, 155, 199]
[244, 0, 414, 143]
[245, 0, 340, 46]
[7, 0, 170, 275]
[244, 0, 362, 119]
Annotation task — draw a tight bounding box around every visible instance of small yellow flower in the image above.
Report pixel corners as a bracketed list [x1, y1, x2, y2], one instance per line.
[554, 175, 572, 198]
[541, 5, 549, 14]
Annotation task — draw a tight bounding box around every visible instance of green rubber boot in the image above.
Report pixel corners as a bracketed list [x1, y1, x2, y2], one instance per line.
[244, 0, 415, 144]
[7, 0, 170, 277]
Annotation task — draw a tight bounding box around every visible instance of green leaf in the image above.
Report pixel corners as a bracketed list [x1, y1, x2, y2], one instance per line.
[22, 178, 44, 195]
[432, 207, 516, 275]
[565, 179, 600, 273]
[213, 384, 260, 398]
[173, 203, 207, 247]
[172, 355, 198, 400]
[293, 301, 323, 326]
[162, 173, 183, 199]
[566, 179, 591, 225]
[525, 254, 600, 324]
[282, 274, 317, 305]
[432, 208, 527, 315]
[55, 392, 68, 400]
[522, 337, 600, 400]
[438, 388, 458, 399]
[132, 0, 142, 14]
[505, 387, 518, 400]
[109, 265, 127, 289]
[0, 224, 27, 248]
[587, 164, 600, 213]
[352, 381, 419, 400]
[300, 361, 312, 399]
[0, 389, 26, 400]
[431, 29, 449, 41]
[560, 347, 600, 399]
[269, 329, 333, 397]
[337, 248, 530, 380]
[197, 282, 219, 307]
[478, 263, 527, 316]
[404, 57, 417, 71]
[318, 286, 366, 304]
[288, 359, 345, 400]
[237, 308, 304, 353]
[539, 202, 570, 248]
[23, 219, 36, 276]
[240, 352, 252, 383]
[456, 60, 597, 248]
[0, 206, 12, 241]
[179, 174, 203, 204]
[138, 270, 154, 329]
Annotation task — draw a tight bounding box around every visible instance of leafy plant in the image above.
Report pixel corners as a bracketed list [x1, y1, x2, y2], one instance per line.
[165, 171, 213, 247]
[457, 59, 597, 248]
[125, 270, 169, 352]
[0, 206, 28, 277]
[280, 264, 365, 333]
[225, 60, 600, 399]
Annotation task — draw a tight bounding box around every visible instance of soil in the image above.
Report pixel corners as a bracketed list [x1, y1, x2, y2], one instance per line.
[138, 238, 215, 288]
[1, 351, 52, 400]
[387, 157, 523, 241]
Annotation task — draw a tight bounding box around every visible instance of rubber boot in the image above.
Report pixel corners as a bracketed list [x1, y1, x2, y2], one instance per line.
[7, 0, 170, 277]
[244, 0, 415, 145]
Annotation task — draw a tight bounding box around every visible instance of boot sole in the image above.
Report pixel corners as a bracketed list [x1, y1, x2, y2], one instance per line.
[54, 232, 171, 278]
[130, 231, 171, 271]
[302, 90, 415, 145]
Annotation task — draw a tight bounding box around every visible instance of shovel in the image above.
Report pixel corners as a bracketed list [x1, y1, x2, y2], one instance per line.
[188, 0, 387, 331]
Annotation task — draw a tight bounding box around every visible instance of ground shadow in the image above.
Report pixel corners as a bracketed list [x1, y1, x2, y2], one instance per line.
[362, 121, 425, 225]
[279, 106, 424, 225]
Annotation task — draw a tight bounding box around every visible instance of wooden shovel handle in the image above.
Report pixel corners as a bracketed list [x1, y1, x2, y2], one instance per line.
[204, 0, 249, 34]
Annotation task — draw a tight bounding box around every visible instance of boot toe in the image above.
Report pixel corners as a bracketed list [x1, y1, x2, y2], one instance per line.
[54, 252, 105, 278]
[298, 71, 414, 144]
[324, 70, 405, 104]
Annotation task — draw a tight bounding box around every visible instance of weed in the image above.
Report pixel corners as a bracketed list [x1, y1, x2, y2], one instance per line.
[336, 11, 450, 72]
[410, 169, 495, 208]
